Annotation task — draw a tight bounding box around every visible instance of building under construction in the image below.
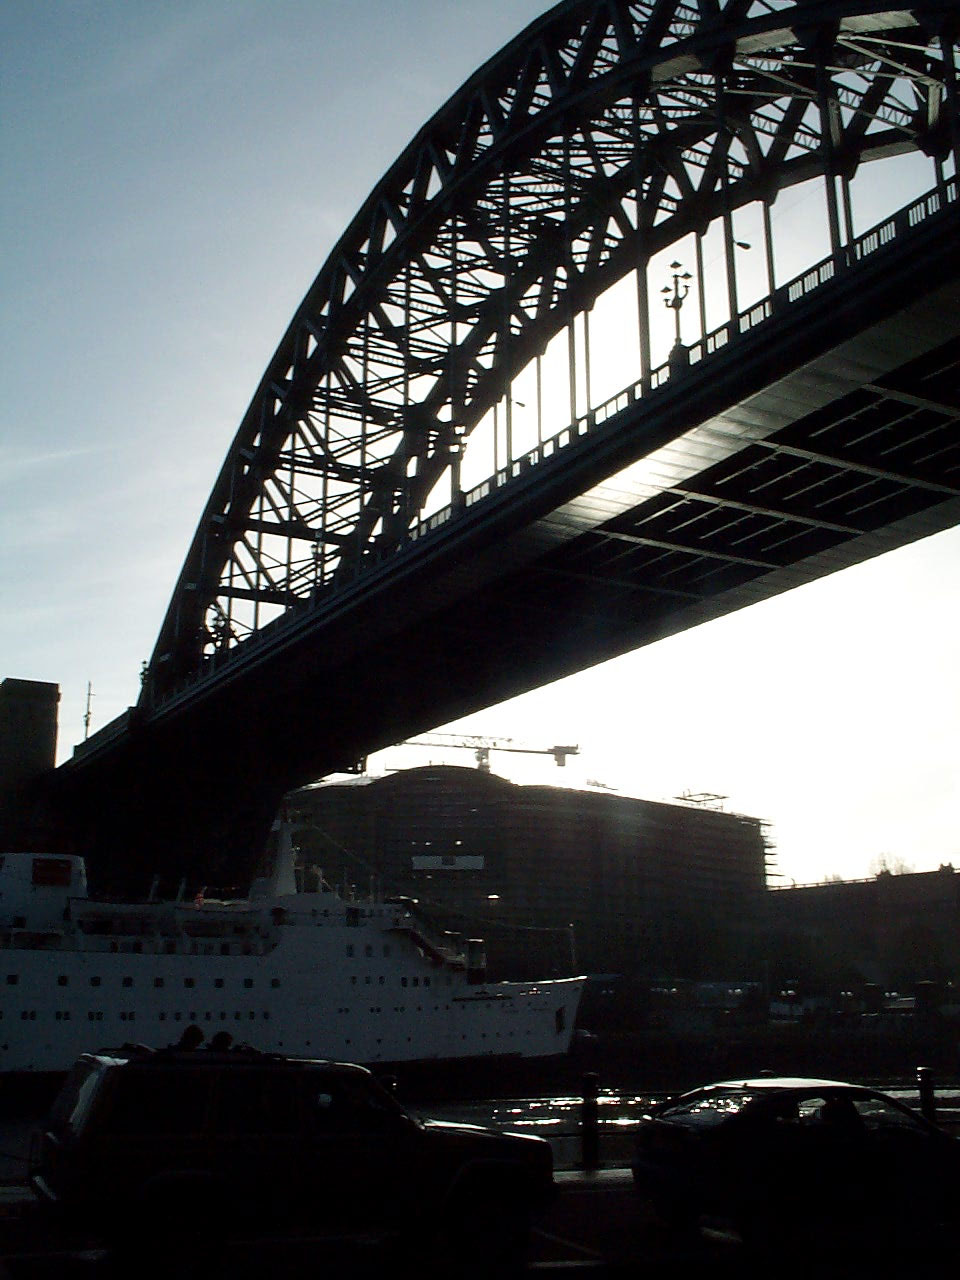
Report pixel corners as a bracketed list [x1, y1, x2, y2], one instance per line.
[289, 765, 770, 981]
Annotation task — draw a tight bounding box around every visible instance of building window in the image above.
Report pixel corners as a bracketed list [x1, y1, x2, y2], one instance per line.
[6, 975, 18, 986]
[184, 978, 195, 989]
[122, 977, 133, 988]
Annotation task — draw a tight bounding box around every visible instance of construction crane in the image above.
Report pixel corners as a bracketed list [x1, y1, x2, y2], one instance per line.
[401, 733, 579, 773]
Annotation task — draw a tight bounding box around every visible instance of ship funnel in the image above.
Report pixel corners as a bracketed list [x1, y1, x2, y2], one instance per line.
[270, 819, 299, 897]
[466, 937, 487, 985]
[251, 818, 299, 900]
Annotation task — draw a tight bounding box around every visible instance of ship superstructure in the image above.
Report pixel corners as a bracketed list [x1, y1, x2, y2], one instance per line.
[0, 826, 583, 1073]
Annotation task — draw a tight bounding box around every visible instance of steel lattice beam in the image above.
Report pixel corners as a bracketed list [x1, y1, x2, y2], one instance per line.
[145, 0, 960, 699]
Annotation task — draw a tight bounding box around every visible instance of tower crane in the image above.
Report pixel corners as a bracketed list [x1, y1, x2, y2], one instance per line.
[401, 733, 579, 773]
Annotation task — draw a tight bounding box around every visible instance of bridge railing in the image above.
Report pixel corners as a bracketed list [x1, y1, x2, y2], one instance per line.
[146, 180, 956, 713]
[417, 178, 957, 539]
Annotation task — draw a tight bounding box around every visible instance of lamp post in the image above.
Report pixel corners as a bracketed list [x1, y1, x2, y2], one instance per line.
[662, 260, 692, 373]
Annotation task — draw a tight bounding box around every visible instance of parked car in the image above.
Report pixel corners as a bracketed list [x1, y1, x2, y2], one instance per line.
[631, 1075, 960, 1250]
[30, 1043, 554, 1271]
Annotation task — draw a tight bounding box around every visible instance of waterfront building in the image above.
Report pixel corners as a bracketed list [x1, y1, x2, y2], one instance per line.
[290, 766, 770, 980]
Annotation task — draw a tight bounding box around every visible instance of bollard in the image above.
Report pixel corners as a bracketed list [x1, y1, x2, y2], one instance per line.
[580, 1071, 600, 1170]
[917, 1065, 937, 1124]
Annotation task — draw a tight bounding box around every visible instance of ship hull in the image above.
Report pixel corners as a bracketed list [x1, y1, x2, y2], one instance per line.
[0, 852, 583, 1076]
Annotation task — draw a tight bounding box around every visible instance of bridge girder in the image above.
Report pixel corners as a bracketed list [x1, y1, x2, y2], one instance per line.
[144, 0, 960, 698]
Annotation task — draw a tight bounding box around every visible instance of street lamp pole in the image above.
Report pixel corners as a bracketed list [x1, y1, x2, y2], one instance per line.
[662, 260, 692, 373]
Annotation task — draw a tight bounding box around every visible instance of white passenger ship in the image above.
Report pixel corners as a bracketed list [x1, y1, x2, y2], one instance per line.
[0, 824, 584, 1074]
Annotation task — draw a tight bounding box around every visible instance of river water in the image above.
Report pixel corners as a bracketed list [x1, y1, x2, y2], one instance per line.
[417, 1084, 960, 1170]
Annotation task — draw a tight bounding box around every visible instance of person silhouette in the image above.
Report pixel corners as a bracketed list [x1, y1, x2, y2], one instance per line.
[174, 1024, 204, 1050]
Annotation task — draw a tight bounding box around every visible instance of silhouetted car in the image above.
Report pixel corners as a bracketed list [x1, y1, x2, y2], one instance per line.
[631, 1076, 960, 1250]
[30, 1044, 554, 1270]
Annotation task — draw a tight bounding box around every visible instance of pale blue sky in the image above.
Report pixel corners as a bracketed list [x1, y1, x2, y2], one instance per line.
[2, 1, 957, 884]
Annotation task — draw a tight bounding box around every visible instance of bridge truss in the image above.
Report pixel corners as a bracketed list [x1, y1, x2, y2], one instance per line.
[145, 0, 960, 705]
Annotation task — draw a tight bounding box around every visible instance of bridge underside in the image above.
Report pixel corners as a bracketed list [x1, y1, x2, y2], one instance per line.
[54, 221, 960, 893]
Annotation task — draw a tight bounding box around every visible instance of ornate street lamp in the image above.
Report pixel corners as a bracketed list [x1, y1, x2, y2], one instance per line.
[662, 260, 692, 347]
[662, 260, 692, 373]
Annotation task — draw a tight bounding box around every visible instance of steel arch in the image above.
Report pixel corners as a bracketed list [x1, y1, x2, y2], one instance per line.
[145, 0, 959, 702]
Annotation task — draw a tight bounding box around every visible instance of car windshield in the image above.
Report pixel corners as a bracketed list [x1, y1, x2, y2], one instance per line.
[49, 1060, 102, 1135]
[659, 1090, 760, 1128]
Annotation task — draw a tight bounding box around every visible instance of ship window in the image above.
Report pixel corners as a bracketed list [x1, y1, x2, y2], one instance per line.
[243, 979, 253, 989]
[6, 976, 18, 985]
[57, 976, 68, 986]
[214, 979, 224, 988]
[122, 978, 133, 988]
[32, 857, 72, 887]
[90, 977, 101, 987]
[184, 978, 195, 988]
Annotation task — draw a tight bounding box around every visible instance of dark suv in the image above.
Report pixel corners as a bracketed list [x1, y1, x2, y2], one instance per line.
[31, 1044, 554, 1271]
